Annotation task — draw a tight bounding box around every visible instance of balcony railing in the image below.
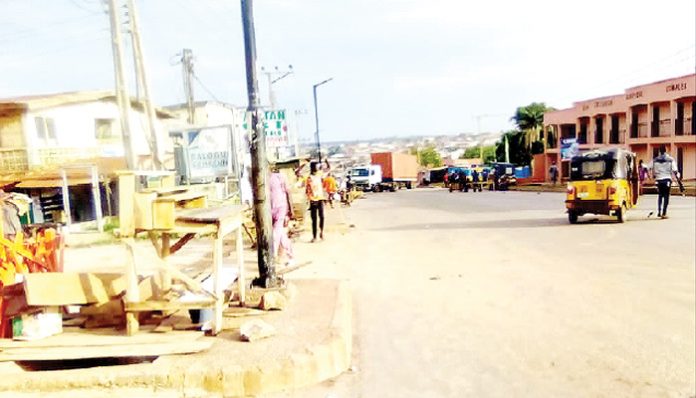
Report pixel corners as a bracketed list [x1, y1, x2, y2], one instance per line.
[0, 148, 29, 173]
[676, 117, 694, 135]
[609, 129, 625, 144]
[651, 119, 672, 137]
[594, 129, 603, 144]
[630, 123, 648, 138]
[0, 146, 101, 173]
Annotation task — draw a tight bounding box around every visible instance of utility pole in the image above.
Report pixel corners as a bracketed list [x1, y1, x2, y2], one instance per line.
[260, 65, 293, 109]
[126, 0, 162, 169]
[313, 78, 333, 164]
[241, 0, 277, 288]
[181, 48, 195, 124]
[107, 0, 135, 169]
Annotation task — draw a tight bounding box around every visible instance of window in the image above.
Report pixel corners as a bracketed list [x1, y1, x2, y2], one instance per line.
[34, 116, 57, 144]
[95, 118, 115, 139]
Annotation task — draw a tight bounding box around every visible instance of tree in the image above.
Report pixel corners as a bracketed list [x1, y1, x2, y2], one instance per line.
[495, 130, 532, 166]
[511, 102, 554, 150]
[417, 146, 442, 167]
[460, 145, 496, 163]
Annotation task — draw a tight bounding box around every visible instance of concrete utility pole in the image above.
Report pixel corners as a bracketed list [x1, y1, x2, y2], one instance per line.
[241, 0, 277, 288]
[126, 0, 162, 169]
[107, 0, 135, 169]
[181, 48, 195, 124]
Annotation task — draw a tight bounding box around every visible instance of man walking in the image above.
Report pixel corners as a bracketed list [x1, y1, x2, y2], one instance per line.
[269, 166, 294, 266]
[649, 145, 679, 219]
[549, 161, 558, 185]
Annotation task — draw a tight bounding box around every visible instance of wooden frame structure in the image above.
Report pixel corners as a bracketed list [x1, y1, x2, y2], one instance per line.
[117, 171, 245, 335]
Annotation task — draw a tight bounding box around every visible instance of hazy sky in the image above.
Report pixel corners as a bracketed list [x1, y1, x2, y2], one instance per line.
[1, 0, 694, 142]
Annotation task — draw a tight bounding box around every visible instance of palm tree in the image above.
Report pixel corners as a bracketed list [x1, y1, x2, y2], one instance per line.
[511, 103, 550, 149]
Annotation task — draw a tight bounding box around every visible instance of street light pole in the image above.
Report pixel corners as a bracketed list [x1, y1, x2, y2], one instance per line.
[313, 77, 333, 163]
[240, 0, 277, 288]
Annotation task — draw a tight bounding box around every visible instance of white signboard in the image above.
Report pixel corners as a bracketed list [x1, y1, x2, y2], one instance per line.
[186, 126, 232, 179]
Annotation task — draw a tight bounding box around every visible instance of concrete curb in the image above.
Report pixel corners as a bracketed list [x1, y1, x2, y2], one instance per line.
[0, 281, 353, 397]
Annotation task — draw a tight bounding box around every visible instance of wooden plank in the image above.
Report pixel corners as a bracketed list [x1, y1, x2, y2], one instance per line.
[118, 173, 135, 237]
[169, 233, 196, 255]
[124, 299, 215, 312]
[22, 273, 125, 306]
[141, 186, 188, 196]
[152, 201, 175, 230]
[154, 191, 207, 203]
[0, 341, 212, 361]
[0, 330, 204, 349]
[176, 204, 244, 223]
[80, 299, 123, 316]
[133, 191, 157, 230]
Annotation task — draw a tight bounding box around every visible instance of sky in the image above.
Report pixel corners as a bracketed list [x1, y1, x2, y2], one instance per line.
[1, 0, 695, 143]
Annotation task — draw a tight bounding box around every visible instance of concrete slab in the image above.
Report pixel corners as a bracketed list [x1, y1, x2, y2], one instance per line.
[0, 279, 352, 398]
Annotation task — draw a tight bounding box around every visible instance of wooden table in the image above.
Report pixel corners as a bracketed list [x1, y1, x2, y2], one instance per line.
[124, 204, 245, 336]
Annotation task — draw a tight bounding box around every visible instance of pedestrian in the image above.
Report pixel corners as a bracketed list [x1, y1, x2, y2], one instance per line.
[269, 166, 295, 267]
[458, 170, 466, 191]
[648, 145, 679, 219]
[305, 161, 326, 242]
[323, 172, 338, 208]
[471, 169, 480, 192]
[443, 171, 449, 188]
[638, 159, 648, 194]
[549, 161, 558, 185]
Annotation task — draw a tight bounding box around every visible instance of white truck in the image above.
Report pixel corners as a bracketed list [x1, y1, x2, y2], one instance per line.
[349, 165, 384, 192]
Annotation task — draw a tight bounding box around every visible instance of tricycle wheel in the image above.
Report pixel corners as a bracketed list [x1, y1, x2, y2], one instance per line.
[568, 211, 579, 224]
[617, 204, 627, 223]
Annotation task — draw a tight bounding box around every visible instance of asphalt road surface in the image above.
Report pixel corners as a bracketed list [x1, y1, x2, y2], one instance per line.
[279, 189, 696, 398]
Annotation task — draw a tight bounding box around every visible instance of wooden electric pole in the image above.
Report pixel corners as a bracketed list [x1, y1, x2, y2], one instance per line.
[126, 0, 163, 169]
[107, 0, 135, 169]
[240, 0, 278, 287]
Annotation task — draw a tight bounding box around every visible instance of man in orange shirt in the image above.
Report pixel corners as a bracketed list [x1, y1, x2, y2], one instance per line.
[305, 162, 326, 242]
[323, 173, 338, 208]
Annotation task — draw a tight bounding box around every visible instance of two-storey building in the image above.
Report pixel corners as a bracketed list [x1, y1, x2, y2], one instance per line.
[542, 74, 695, 181]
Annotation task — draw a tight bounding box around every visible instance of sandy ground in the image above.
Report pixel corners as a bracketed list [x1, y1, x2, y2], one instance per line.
[272, 189, 695, 398]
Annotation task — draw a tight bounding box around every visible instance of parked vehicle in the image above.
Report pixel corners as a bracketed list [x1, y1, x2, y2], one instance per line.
[565, 148, 639, 224]
[350, 165, 383, 192]
[370, 152, 418, 191]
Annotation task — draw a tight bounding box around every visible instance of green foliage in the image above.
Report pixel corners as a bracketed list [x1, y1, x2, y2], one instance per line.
[460, 145, 497, 163]
[495, 130, 532, 166]
[511, 102, 554, 149]
[417, 146, 442, 167]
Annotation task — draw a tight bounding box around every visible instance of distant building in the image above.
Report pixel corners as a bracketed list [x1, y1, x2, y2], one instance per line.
[0, 90, 175, 224]
[542, 74, 695, 181]
[0, 90, 174, 176]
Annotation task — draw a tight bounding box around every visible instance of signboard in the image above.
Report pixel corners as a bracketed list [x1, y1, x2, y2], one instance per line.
[185, 126, 233, 179]
[243, 109, 289, 148]
[561, 138, 579, 160]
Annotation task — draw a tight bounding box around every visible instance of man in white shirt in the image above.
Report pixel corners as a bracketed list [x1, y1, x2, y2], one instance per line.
[648, 145, 679, 219]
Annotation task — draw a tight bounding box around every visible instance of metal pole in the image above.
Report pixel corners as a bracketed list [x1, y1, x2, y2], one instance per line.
[313, 85, 320, 163]
[107, 0, 135, 169]
[91, 166, 104, 232]
[241, 0, 277, 287]
[312, 77, 333, 164]
[60, 169, 72, 230]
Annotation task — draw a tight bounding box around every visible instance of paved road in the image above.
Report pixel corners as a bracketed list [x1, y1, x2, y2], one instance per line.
[278, 189, 696, 398]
